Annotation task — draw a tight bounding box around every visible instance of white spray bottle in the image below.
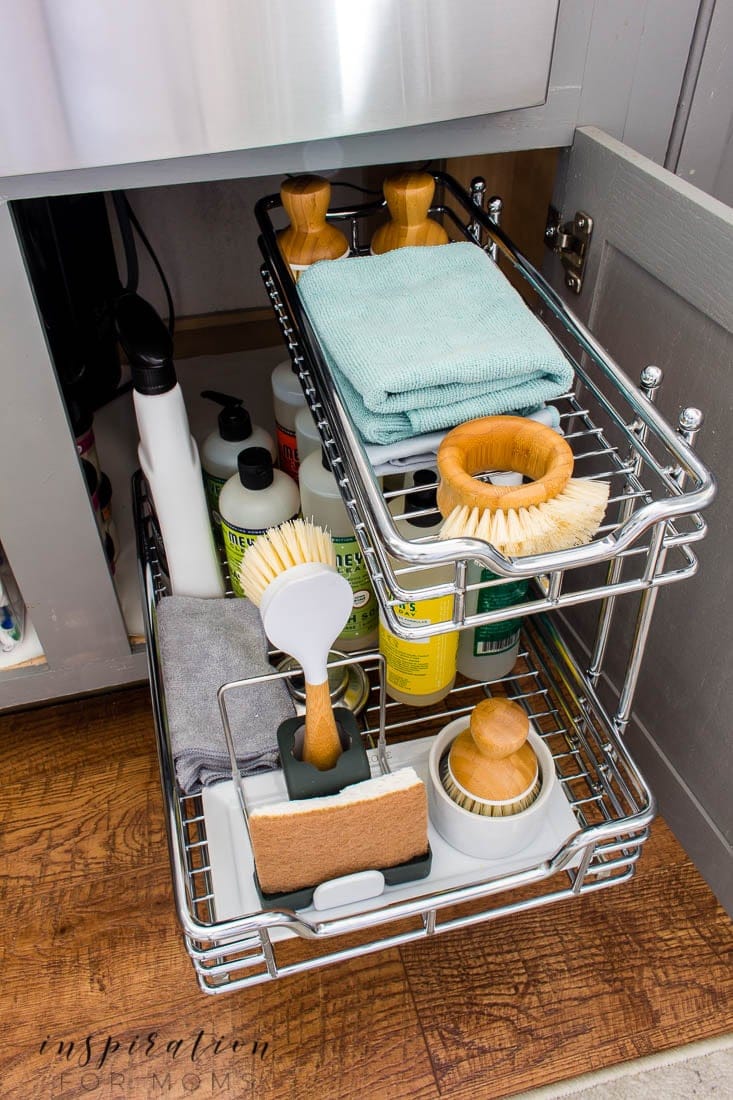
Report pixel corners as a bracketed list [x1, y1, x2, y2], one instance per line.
[115, 294, 225, 598]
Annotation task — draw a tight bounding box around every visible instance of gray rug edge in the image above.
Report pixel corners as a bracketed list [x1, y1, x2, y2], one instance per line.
[514, 1032, 733, 1099]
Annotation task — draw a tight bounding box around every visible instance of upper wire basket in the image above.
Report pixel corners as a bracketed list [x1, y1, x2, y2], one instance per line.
[254, 171, 715, 642]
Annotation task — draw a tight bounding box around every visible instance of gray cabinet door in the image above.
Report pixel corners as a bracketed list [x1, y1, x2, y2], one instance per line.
[545, 126, 733, 913]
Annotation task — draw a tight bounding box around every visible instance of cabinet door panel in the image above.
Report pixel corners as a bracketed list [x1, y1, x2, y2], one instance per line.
[545, 126, 733, 912]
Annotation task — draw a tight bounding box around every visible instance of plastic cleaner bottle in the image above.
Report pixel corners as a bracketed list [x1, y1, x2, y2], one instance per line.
[0, 548, 24, 653]
[294, 405, 322, 466]
[200, 390, 276, 531]
[456, 471, 528, 682]
[271, 360, 307, 481]
[379, 470, 458, 706]
[218, 447, 300, 597]
[299, 447, 378, 651]
[115, 293, 224, 598]
[67, 396, 101, 477]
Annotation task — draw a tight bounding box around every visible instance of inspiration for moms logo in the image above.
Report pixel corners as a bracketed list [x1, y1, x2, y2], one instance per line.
[37, 1029, 270, 1095]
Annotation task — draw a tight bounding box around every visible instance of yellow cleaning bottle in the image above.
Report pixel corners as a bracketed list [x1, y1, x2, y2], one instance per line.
[379, 471, 458, 707]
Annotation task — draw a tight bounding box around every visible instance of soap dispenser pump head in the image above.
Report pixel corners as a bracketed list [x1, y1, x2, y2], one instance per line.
[201, 390, 253, 442]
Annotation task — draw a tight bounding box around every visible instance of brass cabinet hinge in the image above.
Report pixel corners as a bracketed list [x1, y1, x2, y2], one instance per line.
[544, 207, 593, 294]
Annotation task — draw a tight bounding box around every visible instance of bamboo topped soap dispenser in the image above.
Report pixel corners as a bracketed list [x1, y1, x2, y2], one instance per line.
[277, 175, 349, 278]
[371, 171, 449, 255]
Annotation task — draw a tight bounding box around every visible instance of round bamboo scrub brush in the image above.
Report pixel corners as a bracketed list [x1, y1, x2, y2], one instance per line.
[437, 415, 609, 556]
[439, 697, 541, 817]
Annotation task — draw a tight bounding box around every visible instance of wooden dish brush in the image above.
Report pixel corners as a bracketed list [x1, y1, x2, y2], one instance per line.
[439, 697, 541, 817]
[239, 519, 353, 771]
[437, 415, 609, 556]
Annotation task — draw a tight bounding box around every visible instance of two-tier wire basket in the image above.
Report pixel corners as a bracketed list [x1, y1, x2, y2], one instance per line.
[135, 172, 714, 993]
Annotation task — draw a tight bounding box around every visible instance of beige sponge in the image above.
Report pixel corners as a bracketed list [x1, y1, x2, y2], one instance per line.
[249, 767, 429, 895]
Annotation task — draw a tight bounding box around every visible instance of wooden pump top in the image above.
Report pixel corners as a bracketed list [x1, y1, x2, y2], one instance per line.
[277, 175, 349, 270]
[448, 697, 538, 802]
[371, 171, 449, 254]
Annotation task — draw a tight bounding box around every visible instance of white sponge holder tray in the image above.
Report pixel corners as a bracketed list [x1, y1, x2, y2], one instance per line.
[216, 649, 393, 911]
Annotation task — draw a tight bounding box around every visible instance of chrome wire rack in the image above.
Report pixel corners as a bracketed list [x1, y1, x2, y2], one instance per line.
[135, 474, 655, 995]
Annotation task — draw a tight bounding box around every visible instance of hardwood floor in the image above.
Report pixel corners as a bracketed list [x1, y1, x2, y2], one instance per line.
[1, 685, 731, 1100]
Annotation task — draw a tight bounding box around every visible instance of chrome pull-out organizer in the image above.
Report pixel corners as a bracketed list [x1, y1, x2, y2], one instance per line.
[136, 174, 714, 994]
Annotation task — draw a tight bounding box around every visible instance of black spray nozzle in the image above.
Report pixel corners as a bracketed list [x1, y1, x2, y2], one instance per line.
[201, 391, 252, 442]
[114, 292, 175, 395]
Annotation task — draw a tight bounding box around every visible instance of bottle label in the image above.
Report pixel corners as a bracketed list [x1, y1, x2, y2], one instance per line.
[472, 570, 529, 656]
[276, 422, 299, 480]
[379, 595, 458, 696]
[0, 608, 21, 646]
[203, 470, 227, 529]
[0, 625, 20, 653]
[332, 535, 378, 642]
[221, 514, 298, 597]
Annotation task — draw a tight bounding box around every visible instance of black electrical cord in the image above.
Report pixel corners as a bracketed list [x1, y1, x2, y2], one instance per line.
[111, 190, 138, 293]
[96, 192, 176, 410]
[285, 162, 436, 198]
[284, 173, 382, 197]
[123, 195, 175, 334]
[324, 179, 383, 197]
[111, 190, 174, 334]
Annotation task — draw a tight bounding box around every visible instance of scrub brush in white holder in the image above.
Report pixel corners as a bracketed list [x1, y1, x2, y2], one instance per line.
[437, 415, 609, 556]
[240, 520, 353, 771]
[440, 697, 541, 817]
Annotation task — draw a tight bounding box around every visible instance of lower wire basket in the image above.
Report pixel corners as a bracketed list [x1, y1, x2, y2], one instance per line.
[134, 472, 654, 995]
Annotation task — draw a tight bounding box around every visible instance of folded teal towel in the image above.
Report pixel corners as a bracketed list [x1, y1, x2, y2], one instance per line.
[297, 242, 574, 445]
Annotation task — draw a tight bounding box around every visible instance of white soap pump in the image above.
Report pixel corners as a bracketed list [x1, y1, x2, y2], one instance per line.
[200, 390, 276, 529]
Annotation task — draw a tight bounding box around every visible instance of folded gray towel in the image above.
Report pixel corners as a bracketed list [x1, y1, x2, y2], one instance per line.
[156, 596, 295, 792]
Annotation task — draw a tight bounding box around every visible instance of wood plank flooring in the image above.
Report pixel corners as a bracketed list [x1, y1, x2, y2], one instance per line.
[1, 685, 731, 1100]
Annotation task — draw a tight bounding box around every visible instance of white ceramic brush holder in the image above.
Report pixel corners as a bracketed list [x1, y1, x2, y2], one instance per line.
[428, 716, 557, 859]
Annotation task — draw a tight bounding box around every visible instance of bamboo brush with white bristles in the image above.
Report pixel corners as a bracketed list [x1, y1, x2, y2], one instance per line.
[439, 697, 541, 817]
[240, 519, 353, 771]
[240, 520, 336, 601]
[437, 415, 609, 556]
